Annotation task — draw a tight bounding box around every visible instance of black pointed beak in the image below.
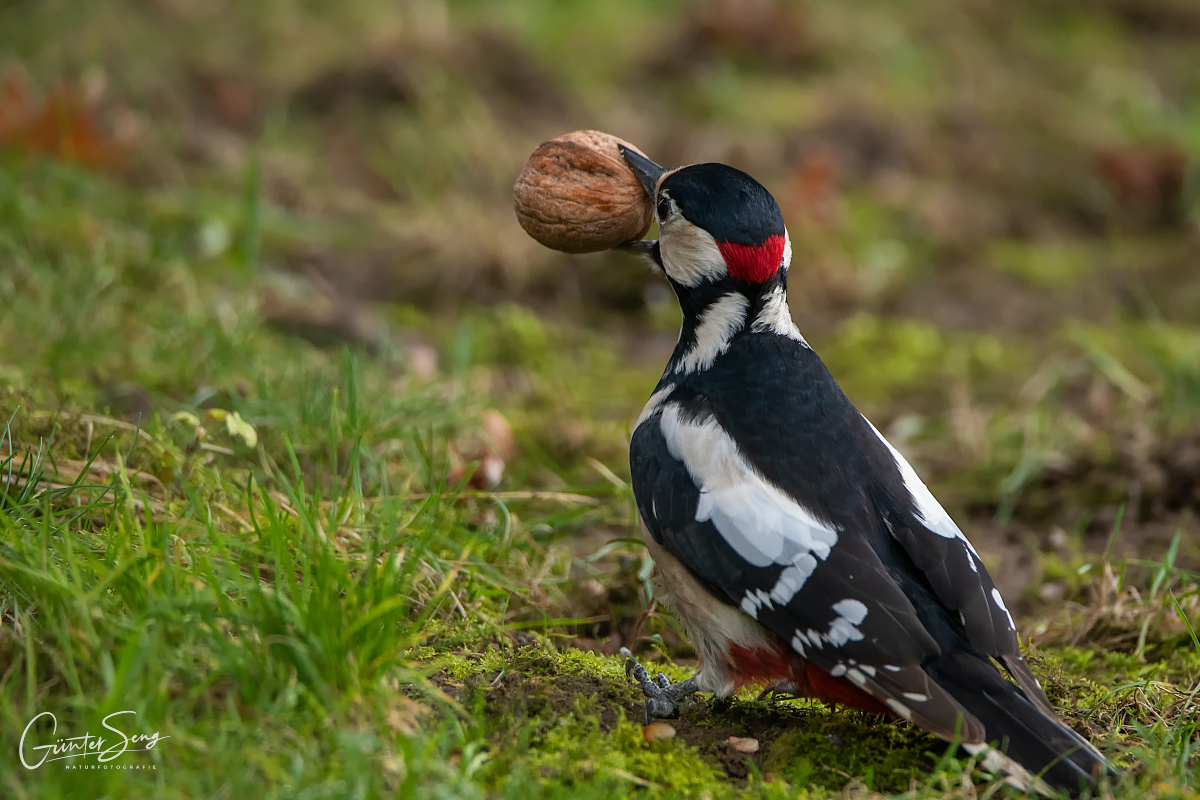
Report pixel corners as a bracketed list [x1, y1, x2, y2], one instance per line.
[619, 145, 667, 199]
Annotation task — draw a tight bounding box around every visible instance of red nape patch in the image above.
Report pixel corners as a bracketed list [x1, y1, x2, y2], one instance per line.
[716, 234, 786, 284]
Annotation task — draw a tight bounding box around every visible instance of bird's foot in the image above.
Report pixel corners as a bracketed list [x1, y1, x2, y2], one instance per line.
[756, 679, 800, 702]
[620, 647, 699, 725]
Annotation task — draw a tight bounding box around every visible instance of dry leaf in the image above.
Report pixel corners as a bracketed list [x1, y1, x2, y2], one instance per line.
[1095, 143, 1188, 229]
[0, 66, 127, 169]
[642, 722, 676, 742]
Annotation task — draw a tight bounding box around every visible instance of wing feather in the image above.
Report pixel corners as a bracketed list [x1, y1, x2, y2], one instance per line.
[634, 401, 989, 741]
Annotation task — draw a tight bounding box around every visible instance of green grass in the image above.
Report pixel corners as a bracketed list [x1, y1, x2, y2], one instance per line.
[1, 141, 1196, 800]
[2, 0, 1199, 796]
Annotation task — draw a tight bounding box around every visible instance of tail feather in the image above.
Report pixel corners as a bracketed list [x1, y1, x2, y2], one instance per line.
[928, 651, 1111, 796]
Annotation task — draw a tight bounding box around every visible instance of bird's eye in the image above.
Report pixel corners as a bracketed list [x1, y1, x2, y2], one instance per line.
[656, 194, 672, 221]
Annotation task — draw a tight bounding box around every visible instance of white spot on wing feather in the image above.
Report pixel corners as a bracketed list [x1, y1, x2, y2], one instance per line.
[769, 555, 818, 605]
[962, 742, 1040, 792]
[740, 588, 775, 619]
[827, 617, 865, 646]
[885, 698, 914, 720]
[991, 588, 1016, 630]
[826, 598, 869, 646]
[831, 599, 868, 624]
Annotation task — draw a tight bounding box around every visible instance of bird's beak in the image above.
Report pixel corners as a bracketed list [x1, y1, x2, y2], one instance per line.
[619, 145, 667, 199]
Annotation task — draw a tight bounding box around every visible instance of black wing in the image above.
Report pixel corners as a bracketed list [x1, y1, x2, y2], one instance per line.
[632, 395, 987, 740]
[630, 334, 1052, 739]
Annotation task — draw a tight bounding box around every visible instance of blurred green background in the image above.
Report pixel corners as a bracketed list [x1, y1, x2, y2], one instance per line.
[1, 1, 1198, 797]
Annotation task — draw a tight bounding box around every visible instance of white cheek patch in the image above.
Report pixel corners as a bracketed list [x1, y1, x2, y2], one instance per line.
[659, 218, 728, 287]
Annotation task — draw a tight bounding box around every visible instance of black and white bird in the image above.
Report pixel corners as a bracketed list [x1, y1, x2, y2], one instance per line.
[615, 146, 1110, 795]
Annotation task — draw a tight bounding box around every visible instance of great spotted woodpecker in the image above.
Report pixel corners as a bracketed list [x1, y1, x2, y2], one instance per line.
[616, 146, 1110, 795]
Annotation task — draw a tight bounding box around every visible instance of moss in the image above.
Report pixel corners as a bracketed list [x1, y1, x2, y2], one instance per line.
[756, 707, 942, 793]
[417, 642, 1002, 797]
[513, 711, 731, 798]
[407, 634, 1200, 798]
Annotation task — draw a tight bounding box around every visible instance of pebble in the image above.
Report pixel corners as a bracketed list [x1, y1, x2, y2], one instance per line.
[727, 736, 759, 753]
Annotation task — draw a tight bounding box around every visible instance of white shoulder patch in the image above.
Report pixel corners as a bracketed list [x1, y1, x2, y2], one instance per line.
[675, 293, 749, 375]
[635, 384, 675, 430]
[658, 402, 838, 580]
[862, 416, 982, 563]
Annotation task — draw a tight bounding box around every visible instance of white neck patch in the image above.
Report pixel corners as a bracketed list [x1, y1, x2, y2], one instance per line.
[675, 292, 749, 375]
[751, 286, 807, 345]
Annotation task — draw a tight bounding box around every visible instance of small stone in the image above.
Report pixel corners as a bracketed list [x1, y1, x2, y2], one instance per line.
[405, 343, 439, 378]
[480, 409, 517, 460]
[727, 736, 759, 753]
[642, 722, 676, 743]
[580, 579, 607, 599]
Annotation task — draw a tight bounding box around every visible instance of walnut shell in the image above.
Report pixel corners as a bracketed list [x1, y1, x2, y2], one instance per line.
[513, 130, 655, 254]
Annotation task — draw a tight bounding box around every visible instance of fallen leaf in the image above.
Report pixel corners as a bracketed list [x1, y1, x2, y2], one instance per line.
[1094, 143, 1188, 229]
[642, 722, 676, 743]
[0, 66, 127, 169]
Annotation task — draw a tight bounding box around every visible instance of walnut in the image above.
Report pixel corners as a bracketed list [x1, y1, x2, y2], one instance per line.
[513, 130, 655, 254]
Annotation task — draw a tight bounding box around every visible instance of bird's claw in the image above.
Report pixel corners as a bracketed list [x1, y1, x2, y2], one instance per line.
[756, 679, 800, 703]
[620, 647, 699, 725]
